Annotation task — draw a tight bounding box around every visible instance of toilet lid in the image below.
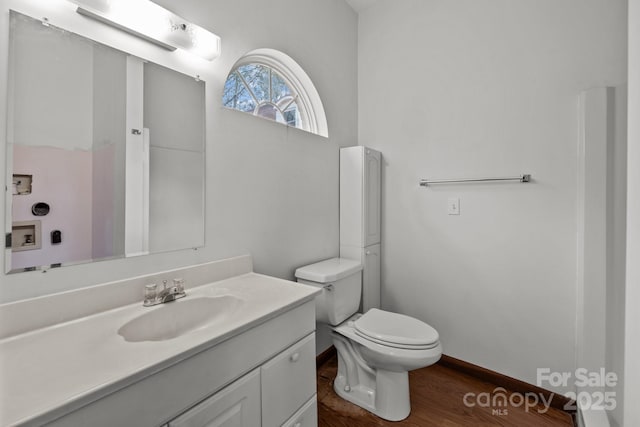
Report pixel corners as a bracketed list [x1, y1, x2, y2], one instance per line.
[354, 308, 439, 348]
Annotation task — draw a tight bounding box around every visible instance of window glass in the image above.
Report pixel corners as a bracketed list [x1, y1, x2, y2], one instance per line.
[271, 71, 292, 103]
[237, 64, 270, 103]
[234, 87, 256, 113]
[223, 63, 303, 130]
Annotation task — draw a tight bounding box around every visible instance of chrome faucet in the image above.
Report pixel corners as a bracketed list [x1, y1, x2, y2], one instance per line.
[143, 278, 186, 306]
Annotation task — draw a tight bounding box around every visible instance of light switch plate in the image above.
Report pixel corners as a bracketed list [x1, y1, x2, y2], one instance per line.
[448, 197, 460, 215]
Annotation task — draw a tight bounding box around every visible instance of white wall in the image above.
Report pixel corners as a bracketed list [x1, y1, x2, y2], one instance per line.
[358, 0, 626, 391]
[0, 0, 357, 301]
[624, 0, 640, 425]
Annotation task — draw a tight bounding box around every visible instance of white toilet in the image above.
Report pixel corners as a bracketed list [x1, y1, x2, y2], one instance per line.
[295, 257, 442, 421]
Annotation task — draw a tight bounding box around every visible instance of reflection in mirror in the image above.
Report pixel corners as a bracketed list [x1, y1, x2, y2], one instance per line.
[6, 11, 205, 274]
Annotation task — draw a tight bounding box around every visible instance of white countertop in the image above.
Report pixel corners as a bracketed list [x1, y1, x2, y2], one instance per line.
[0, 272, 320, 426]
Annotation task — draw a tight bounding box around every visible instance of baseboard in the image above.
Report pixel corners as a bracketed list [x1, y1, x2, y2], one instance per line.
[316, 345, 337, 368]
[438, 354, 575, 414]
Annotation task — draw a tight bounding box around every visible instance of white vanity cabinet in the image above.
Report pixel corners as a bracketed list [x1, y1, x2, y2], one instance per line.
[45, 300, 318, 427]
[1, 258, 323, 427]
[261, 333, 316, 427]
[165, 334, 317, 427]
[281, 397, 318, 427]
[166, 368, 261, 427]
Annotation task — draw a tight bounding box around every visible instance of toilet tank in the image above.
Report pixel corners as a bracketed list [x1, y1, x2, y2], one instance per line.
[295, 258, 363, 326]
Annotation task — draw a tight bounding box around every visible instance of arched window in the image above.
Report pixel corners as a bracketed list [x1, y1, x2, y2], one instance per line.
[224, 64, 301, 127]
[222, 49, 328, 137]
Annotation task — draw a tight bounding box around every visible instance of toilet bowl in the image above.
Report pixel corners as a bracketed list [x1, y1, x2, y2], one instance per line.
[332, 311, 442, 420]
[295, 258, 442, 421]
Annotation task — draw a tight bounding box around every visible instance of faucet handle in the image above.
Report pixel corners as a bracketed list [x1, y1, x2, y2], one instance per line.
[144, 283, 157, 306]
[173, 278, 185, 294]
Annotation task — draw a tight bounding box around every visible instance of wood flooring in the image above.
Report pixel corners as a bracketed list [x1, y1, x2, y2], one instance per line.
[317, 354, 575, 427]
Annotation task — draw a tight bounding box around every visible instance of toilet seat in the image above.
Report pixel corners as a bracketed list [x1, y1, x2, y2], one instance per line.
[354, 308, 439, 350]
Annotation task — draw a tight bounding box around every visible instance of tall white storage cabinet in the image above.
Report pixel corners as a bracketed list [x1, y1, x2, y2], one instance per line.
[339, 146, 381, 312]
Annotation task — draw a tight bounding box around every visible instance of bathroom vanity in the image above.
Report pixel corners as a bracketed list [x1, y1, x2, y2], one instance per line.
[0, 255, 320, 427]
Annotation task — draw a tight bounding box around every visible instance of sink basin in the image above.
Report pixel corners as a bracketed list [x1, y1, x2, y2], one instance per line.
[118, 296, 243, 342]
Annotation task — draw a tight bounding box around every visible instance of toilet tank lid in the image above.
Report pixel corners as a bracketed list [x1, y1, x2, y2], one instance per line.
[294, 258, 362, 283]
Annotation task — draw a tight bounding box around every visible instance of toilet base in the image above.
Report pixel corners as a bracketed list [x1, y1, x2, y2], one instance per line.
[333, 367, 411, 421]
[332, 333, 411, 421]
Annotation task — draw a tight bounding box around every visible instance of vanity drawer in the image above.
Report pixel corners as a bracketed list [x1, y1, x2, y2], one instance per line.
[282, 395, 317, 427]
[167, 368, 260, 427]
[261, 333, 316, 427]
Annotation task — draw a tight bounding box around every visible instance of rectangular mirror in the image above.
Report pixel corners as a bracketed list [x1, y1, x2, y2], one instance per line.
[5, 11, 205, 273]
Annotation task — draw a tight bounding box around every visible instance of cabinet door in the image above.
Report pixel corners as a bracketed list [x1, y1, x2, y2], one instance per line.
[363, 148, 381, 246]
[261, 334, 316, 427]
[168, 368, 260, 427]
[282, 396, 317, 427]
[362, 244, 381, 312]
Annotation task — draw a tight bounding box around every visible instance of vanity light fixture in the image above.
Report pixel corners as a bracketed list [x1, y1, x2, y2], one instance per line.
[69, 0, 221, 60]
